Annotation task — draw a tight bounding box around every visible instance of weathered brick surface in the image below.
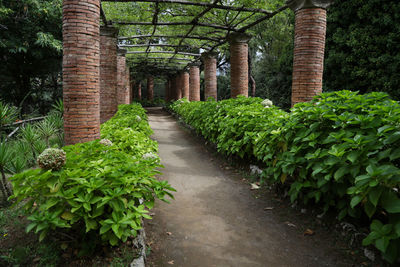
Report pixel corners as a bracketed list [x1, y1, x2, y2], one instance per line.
[124, 67, 130, 104]
[100, 26, 118, 123]
[147, 76, 154, 101]
[63, 0, 100, 145]
[176, 74, 183, 100]
[181, 71, 190, 99]
[202, 52, 218, 100]
[117, 49, 127, 105]
[291, 8, 327, 106]
[189, 64, 200, 101]
[137, 82, 142, 100]
[229, 33, 251, 98]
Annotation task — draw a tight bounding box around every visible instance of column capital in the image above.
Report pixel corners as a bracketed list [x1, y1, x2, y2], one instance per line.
[227, 32, 252, 44]
[100, 26, 119, 37]
[201, 51, 219, 60]
[117, 48, 127, 56]
[286, 0, 333, 12]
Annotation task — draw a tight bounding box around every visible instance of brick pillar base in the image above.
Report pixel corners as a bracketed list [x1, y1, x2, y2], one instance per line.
[288, 0, 331, 106]
[202, 52, 218, 100]
[182, 71, 190, 99]
[63, 0, 100, 145]
[189, 64, 201, 101]
[147, 76, 154, 101]
[228, 33, 251, 98]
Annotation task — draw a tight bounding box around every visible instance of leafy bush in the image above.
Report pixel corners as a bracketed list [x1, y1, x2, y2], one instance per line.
[171, 91, 400, 263]
[10, 104, 174, 251]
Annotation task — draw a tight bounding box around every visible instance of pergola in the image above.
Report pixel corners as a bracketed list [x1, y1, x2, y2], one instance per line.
[62, 0, 333, 145]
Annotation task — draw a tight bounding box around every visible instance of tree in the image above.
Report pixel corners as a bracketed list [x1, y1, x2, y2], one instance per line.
[0, 0, 62, 115]
[324, 0, 400, 99]
[248, 10, 294, 110]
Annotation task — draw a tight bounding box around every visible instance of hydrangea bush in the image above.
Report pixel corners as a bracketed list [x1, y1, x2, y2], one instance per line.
[10, 103, 175, 252]
[37, 148, 66, 170]
[171, 91, 400, 263]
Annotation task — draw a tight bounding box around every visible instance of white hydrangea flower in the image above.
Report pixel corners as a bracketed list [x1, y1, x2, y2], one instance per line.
[99, 139, 113, 146]
[261, 99, 273, 108]
[142, 152, 158, 160]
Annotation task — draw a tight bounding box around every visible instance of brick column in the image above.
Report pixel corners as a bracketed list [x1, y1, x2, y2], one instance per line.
[228, 33, 251, 98]
[202, 52, 218, 100]
[63, 0, 100, 145]
[189, 63, 201, 101]
[181, 70, 190, 99]
[117, 49, 127, 105]
[100, 26, 118, 123]
[137, 81, 142, 101]
[176, 74, 182, 100]
[147, 76, 154, 101]
[125, 67, 130, 104]
[288, 0, 332, 106]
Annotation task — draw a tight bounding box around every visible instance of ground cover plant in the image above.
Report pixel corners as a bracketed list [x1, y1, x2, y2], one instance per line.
[7, 104, 175, 258]
[171, 91, 400, 263]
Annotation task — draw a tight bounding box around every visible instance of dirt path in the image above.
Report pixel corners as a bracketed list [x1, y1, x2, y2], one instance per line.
[145, 107, 351, 267]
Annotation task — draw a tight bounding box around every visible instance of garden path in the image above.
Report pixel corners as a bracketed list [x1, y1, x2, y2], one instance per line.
[144, 107, 350, 267]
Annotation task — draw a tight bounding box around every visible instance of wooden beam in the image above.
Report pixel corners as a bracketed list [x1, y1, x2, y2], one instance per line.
[130, 56, 193, 61]
[120, 43, 198, 49]
[102, 0, 272, 15]
[113, 21, 236, 31]
[119, 34, 221, 42]
[126, 51, 200, 56]
[169, 0, 219, 62]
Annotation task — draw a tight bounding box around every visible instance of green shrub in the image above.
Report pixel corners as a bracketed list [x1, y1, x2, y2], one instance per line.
[171, 91, 400, 263]
[10, 104, 174, 251]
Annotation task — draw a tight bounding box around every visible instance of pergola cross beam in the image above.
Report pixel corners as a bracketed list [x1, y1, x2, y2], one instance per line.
[102, 0, 272, 15]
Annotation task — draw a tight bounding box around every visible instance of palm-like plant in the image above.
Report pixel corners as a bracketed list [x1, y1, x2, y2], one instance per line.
[51, 98, 64, 115]
[19, 124, 40, 163]
[0, 101, 19, 129]
[0, 141, 12, 204]
[37, 119, 57, 148]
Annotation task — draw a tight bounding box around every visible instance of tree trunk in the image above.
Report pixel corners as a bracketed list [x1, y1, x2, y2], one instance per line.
[248, 51, 256, 97]
[250, 75, 256, 97]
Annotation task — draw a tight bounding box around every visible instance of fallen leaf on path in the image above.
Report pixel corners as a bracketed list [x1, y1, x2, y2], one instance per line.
[304, 229, 315, 236]
[284, 221, 297, 228]
[264, 207, 274, 210]
[166, 232, 172, 236]
[250, 183, 260, 190]
[168, 260, 174, 265]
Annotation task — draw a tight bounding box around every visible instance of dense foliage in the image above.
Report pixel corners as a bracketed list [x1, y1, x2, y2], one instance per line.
[171, 92, 400, 263]
[9, 104, 174, 253]
[324, 0, 400, 100]
[0, 0, 63, 115]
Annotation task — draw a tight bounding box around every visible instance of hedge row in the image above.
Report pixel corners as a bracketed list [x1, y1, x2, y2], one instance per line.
[10, 104, 174, 253]
[171, 91, 400, 263]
